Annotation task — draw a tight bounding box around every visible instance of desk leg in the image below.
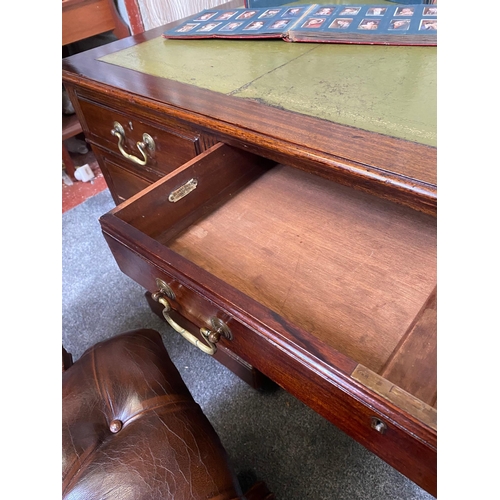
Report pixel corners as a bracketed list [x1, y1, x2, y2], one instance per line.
[62, 143, 76, 180]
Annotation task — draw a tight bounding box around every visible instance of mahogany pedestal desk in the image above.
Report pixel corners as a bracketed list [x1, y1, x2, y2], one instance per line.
[62, 0, 437, 495]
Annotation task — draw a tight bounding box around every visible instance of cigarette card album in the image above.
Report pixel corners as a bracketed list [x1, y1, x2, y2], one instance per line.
[162, 4, 437, 47]
[245, 0, 436, 5]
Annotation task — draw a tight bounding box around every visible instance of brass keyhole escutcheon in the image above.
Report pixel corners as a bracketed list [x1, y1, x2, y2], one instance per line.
[370, 417, 388, 434]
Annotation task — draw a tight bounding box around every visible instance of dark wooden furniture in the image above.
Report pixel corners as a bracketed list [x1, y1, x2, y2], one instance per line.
[62, 0, 130, 46]
[62, 0, 437, 495]
[62, 114, 83, 179]
[62, 0, 130, 178]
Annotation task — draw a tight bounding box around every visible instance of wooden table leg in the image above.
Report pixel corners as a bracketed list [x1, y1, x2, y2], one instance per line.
[62, 143, 76, 180]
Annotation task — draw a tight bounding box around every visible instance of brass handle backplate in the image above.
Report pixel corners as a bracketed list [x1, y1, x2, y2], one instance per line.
[111, 121, 155, 166]
[152, 285, 231, 356]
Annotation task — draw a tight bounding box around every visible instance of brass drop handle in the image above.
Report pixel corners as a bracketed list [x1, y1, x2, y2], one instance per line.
[152, 291, 231, 356]
[111, 121, 155, 166]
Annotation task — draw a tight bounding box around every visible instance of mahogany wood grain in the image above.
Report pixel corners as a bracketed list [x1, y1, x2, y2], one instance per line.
[115, 143, 274, 241]
[116, 157, 436, 373]
[351, 364, 436, 431]
[380, 287, 437, 406]
[62, 114, 83, 180]
[62, 142, 77, 180]
[62, 0, 130, 46]
[93, 144, 161, 184]
[100, 212, 437, 496]
[95, 152, 152, 204]
[62, 114, 83, 141]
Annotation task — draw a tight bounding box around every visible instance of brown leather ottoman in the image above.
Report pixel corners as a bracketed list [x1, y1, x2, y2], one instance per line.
[62, 329, 273, 500]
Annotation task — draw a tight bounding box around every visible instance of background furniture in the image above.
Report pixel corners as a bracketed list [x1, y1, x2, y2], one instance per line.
[62, 0, 130, 47]
[123, 0, 229, 33]
[62, 328, 274, 499]
[62, 114, 84, 179]
[62, 0, 131, 179]
[63, 0, 437, 495]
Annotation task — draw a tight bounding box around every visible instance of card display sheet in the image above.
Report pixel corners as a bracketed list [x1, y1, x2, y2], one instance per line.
[163, 4, 437, 46]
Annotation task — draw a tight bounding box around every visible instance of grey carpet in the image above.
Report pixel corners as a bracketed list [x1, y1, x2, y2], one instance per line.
[62, 189, 433, 500]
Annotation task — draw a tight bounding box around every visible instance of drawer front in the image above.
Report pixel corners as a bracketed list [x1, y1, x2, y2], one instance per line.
[144, 292, 268, 390]
[92, 147, 153, 205]
[102, 230, 436, 496]
[78, 98, 204, 178]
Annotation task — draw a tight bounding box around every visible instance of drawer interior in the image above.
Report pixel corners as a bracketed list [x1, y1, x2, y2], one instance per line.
[114, 143, 437, 405]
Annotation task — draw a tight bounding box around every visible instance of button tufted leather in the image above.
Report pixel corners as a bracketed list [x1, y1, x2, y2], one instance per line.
[62, 329, 251, 500]
[109, 419, 122, 433]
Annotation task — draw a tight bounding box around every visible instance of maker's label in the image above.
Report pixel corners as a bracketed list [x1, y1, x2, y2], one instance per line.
[168, 178, 198, 202]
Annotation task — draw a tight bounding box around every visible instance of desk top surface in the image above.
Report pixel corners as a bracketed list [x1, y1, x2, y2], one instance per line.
[100, 0, 436, 147]
[62, 0, 437, 213]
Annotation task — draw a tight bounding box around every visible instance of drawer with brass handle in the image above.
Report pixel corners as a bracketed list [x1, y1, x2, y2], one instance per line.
[111, 121, 156, 167]
[151, 278, 232, 356]
[100, 142, 437, 495]
[76, 97, 214, 179]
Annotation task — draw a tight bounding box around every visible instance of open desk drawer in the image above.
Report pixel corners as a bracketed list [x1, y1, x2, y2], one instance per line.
[100, 142, 437, 496]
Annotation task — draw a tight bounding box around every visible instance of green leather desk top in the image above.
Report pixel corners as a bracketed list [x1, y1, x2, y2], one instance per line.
[100, 0, 436, 147]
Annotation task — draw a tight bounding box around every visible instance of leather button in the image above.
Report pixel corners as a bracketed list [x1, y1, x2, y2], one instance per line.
[109, 419, 123, 433]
